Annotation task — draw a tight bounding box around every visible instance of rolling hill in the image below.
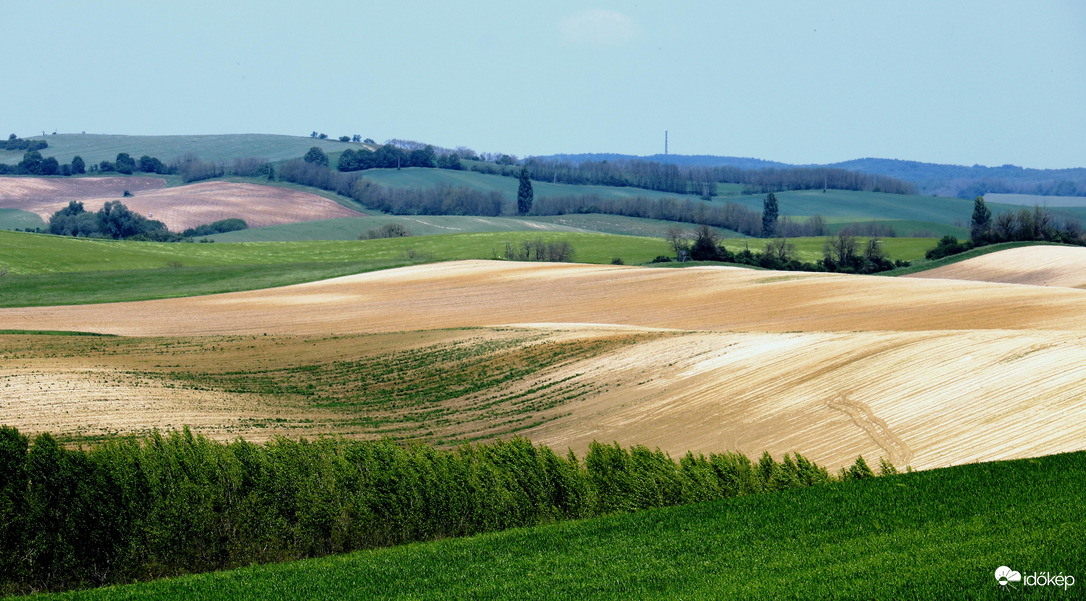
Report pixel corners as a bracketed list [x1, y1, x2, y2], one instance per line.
[0, 133, 372, 165]
[3, 255, 1084, 471]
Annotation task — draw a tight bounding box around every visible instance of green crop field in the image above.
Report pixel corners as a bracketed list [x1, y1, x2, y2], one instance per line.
[0, 134, 367, 166]
[208, 214, 748, 242]
[721, 236, 936, 264]
[0, 230, 670, 306]
[28, 450, 1084, 600]
[0, 209, 45, 231]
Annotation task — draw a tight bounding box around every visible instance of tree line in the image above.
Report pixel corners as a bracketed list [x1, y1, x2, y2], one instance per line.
[665, 224, 905, 274]
[518, 157, 917, 197]
[0, 134, 47, 152]
[926, 196, 1086, 260]
[0, 425, 891, 596]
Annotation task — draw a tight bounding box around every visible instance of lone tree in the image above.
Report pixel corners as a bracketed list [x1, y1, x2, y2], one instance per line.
[970, 195, 992, 243]
[517, 167, 534, 215]
[762, 192, 779, 237]
[304, 146, 329, 166]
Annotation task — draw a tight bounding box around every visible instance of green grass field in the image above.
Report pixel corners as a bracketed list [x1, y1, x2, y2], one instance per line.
[0, 209, 45, 231]
[0, 230, 670, 306]
[29, 451, 1084, 600]
[0, 134, 363, 166]
[721, 236, 936, 264]
[208, 214, 749, 242]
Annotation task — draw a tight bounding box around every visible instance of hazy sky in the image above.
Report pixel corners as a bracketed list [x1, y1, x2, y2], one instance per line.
[5, 1, 1084, 168]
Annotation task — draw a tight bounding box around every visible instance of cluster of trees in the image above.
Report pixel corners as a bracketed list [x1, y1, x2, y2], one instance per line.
[47, 201, 167, 240]
[351, 181, 504, 216]
[0, 134, 47, 151]
[516, 157, 917, 197]
[0, 425, 888, 595]
[180, 218, 247, 238]
[334, 144, 463, 172]
[669, 225, 904, 274]
[502, 238, 575, 262]
[93, 152, 170, 175]
[0, 151, 84, 176]
[928, 196, 1086, 260]
[362, 223, 412, 239]
[276, 162, 505, 217]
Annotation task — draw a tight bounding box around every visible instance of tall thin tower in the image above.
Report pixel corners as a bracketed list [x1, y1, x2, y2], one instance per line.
[665, 130, 668, 156]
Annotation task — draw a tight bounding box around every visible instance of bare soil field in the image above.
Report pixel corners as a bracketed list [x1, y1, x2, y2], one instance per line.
[3, 253, 1085, 471]
[2, 260, 1085, 336]
[0, 176, 166, 218]
[905, 245, 1086, 289]
[0, 178, 363, 231]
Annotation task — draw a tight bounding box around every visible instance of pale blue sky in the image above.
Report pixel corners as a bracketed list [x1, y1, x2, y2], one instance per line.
[5, 1, 1084, 168]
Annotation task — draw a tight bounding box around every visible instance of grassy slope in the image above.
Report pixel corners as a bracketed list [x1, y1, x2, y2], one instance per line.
[0, 230, 670, 306]
[0, 209, 45, 230]
[34, 451, 1085, 600]
[207, 214, 749, 242]
[721, 236, 936, 264]
[0, 134, 363, 165]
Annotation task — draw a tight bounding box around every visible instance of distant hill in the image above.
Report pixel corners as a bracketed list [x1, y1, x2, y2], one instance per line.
[539, 153, 1086, 199]
[0, 133, 374, 166]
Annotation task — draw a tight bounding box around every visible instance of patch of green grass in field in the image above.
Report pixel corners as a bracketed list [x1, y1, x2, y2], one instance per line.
[38, 451, 1085, 600]
[821, 217, 967, 239]
[0, 261, 415, 307]
[0, 134, 361, 165]
[209, 214, 747, 243]
[0, 209, 45, 231]
[528, 214, 747, 239]
[721, 236, 937, 263]
[0, 230, 669, 306]
[207, 215, 592, 242]
[0, 230, 667, 275]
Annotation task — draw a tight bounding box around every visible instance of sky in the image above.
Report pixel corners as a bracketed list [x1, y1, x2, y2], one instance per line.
[4, 1, 1085, 168]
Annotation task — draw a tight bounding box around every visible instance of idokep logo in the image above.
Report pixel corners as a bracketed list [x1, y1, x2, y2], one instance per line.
[995, 565, 1076, 591]
[995, 566, 1021, 588]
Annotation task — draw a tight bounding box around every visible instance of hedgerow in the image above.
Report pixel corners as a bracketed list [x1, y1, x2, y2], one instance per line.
[0, 425, 883, 596]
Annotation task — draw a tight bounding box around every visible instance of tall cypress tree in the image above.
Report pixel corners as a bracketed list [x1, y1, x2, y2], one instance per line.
[517, 167, 534, 215]
[970, 195, 992, 243]
[762, 192, 779, 237]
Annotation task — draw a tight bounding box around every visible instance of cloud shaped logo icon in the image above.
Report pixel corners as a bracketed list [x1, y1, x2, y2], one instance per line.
[995, 566, 1022, 586]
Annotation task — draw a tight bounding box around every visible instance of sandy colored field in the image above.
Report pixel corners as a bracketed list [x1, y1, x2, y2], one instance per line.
[3, 253, 1086, 471]
[906, 245, 1086, 289]
[0, 178, 363, 231]
[3, 260, 1086, 336]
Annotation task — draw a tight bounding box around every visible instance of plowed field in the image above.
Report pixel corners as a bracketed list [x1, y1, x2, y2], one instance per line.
[0, 178, 363, 231]
[906, 245, 1086, 289]
[3, 252, 1085, 471]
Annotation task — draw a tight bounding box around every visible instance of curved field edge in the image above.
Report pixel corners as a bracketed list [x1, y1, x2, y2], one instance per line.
[0, 230, 670, 307]
[25, 450, 1085, 600]
[879, 241, 1076, 276]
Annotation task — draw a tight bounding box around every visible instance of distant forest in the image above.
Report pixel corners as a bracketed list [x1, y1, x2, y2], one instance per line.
[545, 152, 1086, 199]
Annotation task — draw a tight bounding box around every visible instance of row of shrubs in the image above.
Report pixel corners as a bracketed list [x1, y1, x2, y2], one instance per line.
[0, 426, 888, 595]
